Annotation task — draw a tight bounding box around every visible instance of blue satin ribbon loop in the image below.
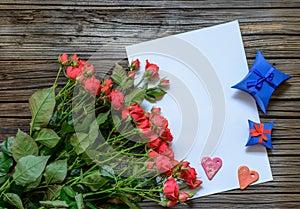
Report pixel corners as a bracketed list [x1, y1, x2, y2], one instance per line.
[247, 67, 277, 94]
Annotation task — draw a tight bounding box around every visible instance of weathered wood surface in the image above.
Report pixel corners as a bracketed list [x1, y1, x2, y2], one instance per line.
[0, 0, 299, 208]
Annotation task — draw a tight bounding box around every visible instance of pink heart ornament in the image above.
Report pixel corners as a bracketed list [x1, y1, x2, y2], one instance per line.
[201, 157, 222, 180]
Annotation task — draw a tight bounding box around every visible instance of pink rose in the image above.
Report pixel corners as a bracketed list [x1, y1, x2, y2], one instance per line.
[121, 107, 129, 120]
[158, 79, 170, 89]
[110, 89, 125, 110]
[167, 200, 178, 207]
[71, 54, 79, 63]
[179, 192, 190, 203]
[156, 155, 173, 175]
[153, 115, 168, 129]
[83, 76, 101, 96]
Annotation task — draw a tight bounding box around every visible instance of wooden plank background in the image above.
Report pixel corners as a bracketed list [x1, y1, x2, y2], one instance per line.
[0, 0, 299, 208]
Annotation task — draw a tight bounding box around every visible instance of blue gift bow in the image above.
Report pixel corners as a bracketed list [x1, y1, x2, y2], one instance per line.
[247, 67, 278, 94]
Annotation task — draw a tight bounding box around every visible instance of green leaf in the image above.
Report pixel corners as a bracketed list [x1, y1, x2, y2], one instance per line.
[46, 185, 62, 200]
[112, 114, 121, 130]
[0, 153, 13, 177]
[34, 128, 61, 148]
[3, 193, 24, 209]
[0, 136, 13, 157]
[62, 120, 75, 133]
[125, 88, 146, 105]
[39, 200, 69, 208]
[0, 176, 8, 184]
[11, 129, 39, 162]
[111, 64, 126, 85]
[146, 87, 166, 98]
[88, 120, 99, 145]
[62, 186, 76, 198]
[75, 193, 84, 209]
[60, 188, 75, 206]
[101, 165, 116, 181]
[7, 182, 24, 197]
[13, 155, 50, 186]
[73, 109, 94, 132]
[44, 159, 67, 184]
[29, 87, 55, 131]
[26, 199, 40, 209]
[96, 111, 110, 125]
[26, 175, 42, 190]
[145, 94, 156, 102]
[120, 77, 134, 90]
[70, 133, 89, 155]
[82, 170, 109, 191]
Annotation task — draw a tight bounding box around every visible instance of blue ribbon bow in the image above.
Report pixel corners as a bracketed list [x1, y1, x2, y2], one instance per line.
[247, 67, 277, 94]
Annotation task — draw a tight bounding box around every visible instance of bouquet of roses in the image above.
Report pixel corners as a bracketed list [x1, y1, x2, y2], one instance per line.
[0, 53, 202, 208]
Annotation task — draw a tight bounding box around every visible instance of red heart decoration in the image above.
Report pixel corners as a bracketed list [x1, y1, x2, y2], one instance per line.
[201, 157, 222, 180]
[238, 165, 259, 190]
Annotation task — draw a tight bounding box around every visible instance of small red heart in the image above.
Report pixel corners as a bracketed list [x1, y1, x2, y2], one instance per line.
[201, 157, 222, 180]
[238, 165, 259, 190]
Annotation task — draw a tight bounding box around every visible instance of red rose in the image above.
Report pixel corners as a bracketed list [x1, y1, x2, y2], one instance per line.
[179, 192, 189, 203]
[156, 155, 173, 174]
[59, 53, 68, 65]
[129, 104, 145, 121]
[183, 167, 197, 186]
[101, 79, 112, 95]
[156, 141, 169, 153]
[178, 162, 202, 189]
[148, 150, 158, 158]
[127, 71, 136, 78]
[163, 177, 179, 201]
[77, 60, 87, 69]
[145, 59, 159, 79]
[66, 66, 82, 80]
[147, 137, 162, 149]
[136, 119, 151, 132]
[160, 127, 173, 142]
[191, 179, 203, 189]
[110, 89, 125, 110]
[130, 59, 140, 70]
[156, 142, 174, 159]
[83, 76, 101, 96]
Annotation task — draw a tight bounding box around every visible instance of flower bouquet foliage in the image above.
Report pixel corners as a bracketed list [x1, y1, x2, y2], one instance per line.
[0, 54, 202, 208]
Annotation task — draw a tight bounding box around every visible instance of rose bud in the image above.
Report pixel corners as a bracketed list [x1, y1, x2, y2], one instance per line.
[59, 53, 69, 65]
[130, 58, 140, 70]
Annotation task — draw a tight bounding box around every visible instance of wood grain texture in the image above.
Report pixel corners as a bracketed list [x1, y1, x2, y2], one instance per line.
[0, 0, 299, 208]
